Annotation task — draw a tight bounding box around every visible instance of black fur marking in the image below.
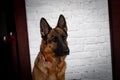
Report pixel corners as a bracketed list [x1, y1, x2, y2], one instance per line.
[53, 29, 69, 56]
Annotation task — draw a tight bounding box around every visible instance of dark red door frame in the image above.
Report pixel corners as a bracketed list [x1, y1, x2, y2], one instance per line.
[13, 0, 120, 80]
[108, 0, 120, 80]
[13, 0, 32, 80]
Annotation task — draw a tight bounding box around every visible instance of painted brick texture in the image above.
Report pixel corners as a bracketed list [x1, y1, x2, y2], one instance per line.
[25, 0, 113, 80]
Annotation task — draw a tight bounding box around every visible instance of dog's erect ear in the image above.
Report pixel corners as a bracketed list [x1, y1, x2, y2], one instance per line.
[57, 15, 67, 32]
[40, 18, 52, 40]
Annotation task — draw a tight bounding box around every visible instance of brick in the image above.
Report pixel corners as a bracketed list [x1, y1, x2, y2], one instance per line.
[84, 36, 106, 44]
[69, 44, 84, 53]
[68, 29, 101, 38]
[68, 38, 84, 45]
[66, 51, 99, 60]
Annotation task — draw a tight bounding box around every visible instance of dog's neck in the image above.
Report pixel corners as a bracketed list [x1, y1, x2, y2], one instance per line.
[40, 45, 66, 66]
[41, 53, 66, 66]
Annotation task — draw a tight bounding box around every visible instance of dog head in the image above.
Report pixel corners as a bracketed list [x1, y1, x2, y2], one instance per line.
[40, 15, 69, 56]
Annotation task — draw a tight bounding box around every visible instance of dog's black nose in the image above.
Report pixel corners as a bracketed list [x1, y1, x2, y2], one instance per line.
[64, 49, 69, 55]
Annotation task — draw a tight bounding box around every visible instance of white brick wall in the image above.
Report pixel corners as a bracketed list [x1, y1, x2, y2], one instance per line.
[25, 0, 113, 80]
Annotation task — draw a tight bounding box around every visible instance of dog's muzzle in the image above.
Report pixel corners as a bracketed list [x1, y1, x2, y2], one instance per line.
[55, 47, 70, 56]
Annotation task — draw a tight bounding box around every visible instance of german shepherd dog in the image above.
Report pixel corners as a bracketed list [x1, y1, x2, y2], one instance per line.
[32, 15, 69, 80]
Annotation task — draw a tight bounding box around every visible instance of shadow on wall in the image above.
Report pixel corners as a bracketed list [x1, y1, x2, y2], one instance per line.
[65, 61, 112, 80]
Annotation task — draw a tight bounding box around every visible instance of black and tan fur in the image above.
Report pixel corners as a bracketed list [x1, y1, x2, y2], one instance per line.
[32, 15, 69, 80]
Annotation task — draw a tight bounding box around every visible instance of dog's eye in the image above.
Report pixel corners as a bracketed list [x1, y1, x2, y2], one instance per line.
[62, 36, 66, 40]
[51, 37, 57, 42]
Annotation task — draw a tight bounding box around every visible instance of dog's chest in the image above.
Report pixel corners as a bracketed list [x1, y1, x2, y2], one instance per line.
[46, 62, 66, 80]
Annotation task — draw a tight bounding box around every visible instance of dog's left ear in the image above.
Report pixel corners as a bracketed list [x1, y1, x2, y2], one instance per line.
[57, 15, 67, 32]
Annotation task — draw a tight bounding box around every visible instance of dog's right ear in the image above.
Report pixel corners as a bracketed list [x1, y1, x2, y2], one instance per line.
[40, 18, 52, 40]
[57, 14, 67, 32]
